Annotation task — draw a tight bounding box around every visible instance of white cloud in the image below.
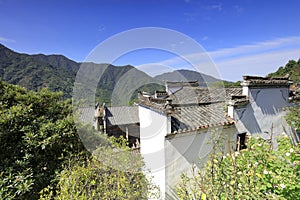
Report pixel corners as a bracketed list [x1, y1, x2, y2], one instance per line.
[0, 36, 15, 43]
[210, 36, 300, 80]
[154, 36, 300, 81]
[215, 48, 300, 81]
[209, 36, 300, 60]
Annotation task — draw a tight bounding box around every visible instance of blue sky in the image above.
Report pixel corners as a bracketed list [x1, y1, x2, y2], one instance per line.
[1, 0, 300, 81]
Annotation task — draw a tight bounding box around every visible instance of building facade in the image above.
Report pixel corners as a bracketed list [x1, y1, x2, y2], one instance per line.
[81, 75, 299, 199]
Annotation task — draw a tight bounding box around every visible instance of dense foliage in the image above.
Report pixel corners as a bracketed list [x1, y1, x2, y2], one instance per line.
[0, 81, 157, 199]
[176, 134, 300, 199]
[0, 81, 87, 199]
[40, 137, 159, 199]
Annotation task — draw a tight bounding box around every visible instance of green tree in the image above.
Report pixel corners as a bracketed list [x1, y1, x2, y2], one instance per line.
[0, 81, 87, 199]
[0, 81, 158, 199]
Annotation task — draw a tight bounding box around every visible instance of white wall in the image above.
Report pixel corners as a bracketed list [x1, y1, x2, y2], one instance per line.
[138, 105, 170, 199]
[234, 87, 292, 140]
[164, 126, 237, 199]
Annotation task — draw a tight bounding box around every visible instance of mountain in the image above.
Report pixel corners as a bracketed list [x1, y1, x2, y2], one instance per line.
[154, 69, 221, 86]
[0, 44, 162, 104]
[0, 44, 75, 96]
[10, 43, 297, 104]
[32, 53, 79, 75]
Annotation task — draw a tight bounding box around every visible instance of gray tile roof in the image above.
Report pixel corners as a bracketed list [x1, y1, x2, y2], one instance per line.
[242, 76, 291, 87]
[166, 80, 199, 88]
[225, 88, 243, 99]
[169, 87, 242, 105]
[138, 85, 239, 135]
[79, 107, 94, 125]
[171, 102, 234, 133]
[228, 95, 249, 107]
[105, 106, 139, 126]
[79, 106, 139, 126]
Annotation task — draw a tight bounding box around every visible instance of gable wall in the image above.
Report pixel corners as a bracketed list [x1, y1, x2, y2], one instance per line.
[164, 126, 237, 199]
[234, 87, 293, 140]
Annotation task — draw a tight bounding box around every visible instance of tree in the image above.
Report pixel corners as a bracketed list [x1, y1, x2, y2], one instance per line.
[0, 81, 159, 199]
[176, 134, 300, 199]
[0, 81, 87, 199]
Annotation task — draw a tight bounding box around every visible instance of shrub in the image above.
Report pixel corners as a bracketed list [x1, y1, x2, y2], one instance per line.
[176, 134, 300, 199]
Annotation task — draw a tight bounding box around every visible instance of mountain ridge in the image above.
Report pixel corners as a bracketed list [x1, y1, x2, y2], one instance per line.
[0, 44, 162, 103]
[2, 44, 299, 104]
[154, 69, 221, 86]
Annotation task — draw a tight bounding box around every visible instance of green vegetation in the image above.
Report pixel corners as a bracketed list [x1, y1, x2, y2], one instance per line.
[268, 59, 300, 84]
[0, 80, 87, 199]
[0, 44, 163, 105]
[40, 136, 159, 200]
[210, 80, 242, 88]
[0, 44, 76, 98]
[1, 44, 300, 199]
[286, 104, 300, 131]
[176, 134, 300, 199]
[0, 81, 157, 199]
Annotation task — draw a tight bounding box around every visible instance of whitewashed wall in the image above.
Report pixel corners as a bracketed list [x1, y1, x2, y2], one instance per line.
[164, 126, 237, 199]
[234, 87, 293, 139]
[138, 105, 171, 199]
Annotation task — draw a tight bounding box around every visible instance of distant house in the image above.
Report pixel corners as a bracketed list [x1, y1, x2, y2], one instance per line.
[81, 105, 140, 148]
[81, 75, 299, 199]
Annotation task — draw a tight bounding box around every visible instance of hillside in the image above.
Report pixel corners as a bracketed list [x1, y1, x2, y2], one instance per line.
[0, 44, 162, 104]
[154, 69, 221, 86]
[6, 44, 297, 105]
[0, 44, 75, 96]
[268, 59, 300, 84]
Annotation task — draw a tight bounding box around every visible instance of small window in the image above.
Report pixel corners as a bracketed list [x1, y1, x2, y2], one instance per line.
[236, 132, 247, 150]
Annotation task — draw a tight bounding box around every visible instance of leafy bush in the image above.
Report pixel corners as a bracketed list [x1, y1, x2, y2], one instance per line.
[286, 103, 300, 131]
[176, 134, 299, 199]
[40, 136, 160, 200]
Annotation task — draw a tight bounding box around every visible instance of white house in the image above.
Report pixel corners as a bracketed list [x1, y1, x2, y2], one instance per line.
[137, 76, 298, 199]
[138, 81, 238, 199]
[81, 75, 299, 199]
